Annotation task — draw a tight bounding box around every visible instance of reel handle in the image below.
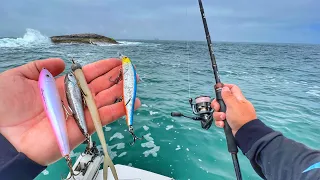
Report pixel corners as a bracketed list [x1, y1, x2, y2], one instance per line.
[171, 112, 183, 117]
[215, 85, 238, 154]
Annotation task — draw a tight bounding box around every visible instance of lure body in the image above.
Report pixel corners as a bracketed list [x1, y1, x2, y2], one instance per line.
[39, 68, 70, 156]
[64, 72, 88, 135]
[122, 55, 137, 127]
[71, 61, 118, 180]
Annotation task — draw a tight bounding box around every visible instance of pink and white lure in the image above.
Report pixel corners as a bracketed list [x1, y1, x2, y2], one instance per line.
[38, 68, 76, 178]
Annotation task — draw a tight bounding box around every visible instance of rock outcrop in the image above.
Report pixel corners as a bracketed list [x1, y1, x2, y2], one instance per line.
[50, 33, 118, 44]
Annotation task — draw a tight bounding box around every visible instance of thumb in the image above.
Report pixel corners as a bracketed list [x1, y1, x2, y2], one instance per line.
[221, 86, 237, 107]
[17, 58, 65, 80]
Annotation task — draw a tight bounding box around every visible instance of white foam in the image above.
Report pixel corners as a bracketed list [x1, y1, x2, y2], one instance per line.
[198, 159, 202, 162]
[166, 125, 174, 130]
[144, 133, 154, 141]
[186, 148, 190, 151]
[149, 111, 159, 115]
[69, 150, 81, 158]
[118, 41, 143, 45]
[175, 145, 181, 151]
[41, 169, 49, 175]
[110, 151, 117, 160]
[128, 163, 133, 167]
[141, 133, 160, 157]
[104, 126, 112, 132]
[141, 104, 148, 107]
[0, 28, 50, 48]
[97, 145, 103, 152]
[143, 146, 160, 157]
[118, 152, 127, 157]
[143, 125, 149, 131]
[110, 132, 124, 141]
[141, 141, 156, 148]
[109, 143, 125, 150]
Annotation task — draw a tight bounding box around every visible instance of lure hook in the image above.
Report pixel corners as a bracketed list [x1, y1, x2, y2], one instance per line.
[109, 69, 122, 84]
[71, 57, 75, 64]
[64, 155, 79, 180]
[61, 101, 73, 119]
[114, 96, 123, 103]
[84, 133, 92, 154]
[128, 126, 143, 146]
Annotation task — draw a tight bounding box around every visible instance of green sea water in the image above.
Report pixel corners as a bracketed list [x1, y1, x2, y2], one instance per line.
[1, 29, 320, 180]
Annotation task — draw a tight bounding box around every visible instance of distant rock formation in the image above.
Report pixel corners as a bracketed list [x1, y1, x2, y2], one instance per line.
[50, 33, 118, 44]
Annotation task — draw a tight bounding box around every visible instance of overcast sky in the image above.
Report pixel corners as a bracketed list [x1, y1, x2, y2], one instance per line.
[0, 0, 319, 43]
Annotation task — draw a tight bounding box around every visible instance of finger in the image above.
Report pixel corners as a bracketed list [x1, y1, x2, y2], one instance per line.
[99, 98, 141, 127]
[213, 112, 226, 121]
[223, 84, 245, 101]
[89, 64, 122, 95]
[215, 121, 224, 128]
[95, 80, 123, 108]
[211, 99, 220, 111]
[221, 86, 237, 107]
[230, 85, 245, 101]
[19, 58, 65, 80]
[82, 58, 122, 83]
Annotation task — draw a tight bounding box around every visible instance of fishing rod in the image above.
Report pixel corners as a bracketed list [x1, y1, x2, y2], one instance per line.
[171, 0, 242, 179]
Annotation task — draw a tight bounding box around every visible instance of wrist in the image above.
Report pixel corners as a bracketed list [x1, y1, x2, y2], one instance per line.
[0, 133, 47, 179]
[235, 119, 274, 154]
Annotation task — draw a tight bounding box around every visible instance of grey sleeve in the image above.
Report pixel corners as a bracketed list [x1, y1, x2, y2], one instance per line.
[235, 119, 320, 180]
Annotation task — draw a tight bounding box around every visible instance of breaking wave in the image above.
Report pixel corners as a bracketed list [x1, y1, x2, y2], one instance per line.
[95, 40, 160, 47]
[0, 28, 51, 48]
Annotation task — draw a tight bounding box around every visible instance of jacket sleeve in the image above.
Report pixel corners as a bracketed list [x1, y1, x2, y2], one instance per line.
[235, 119, 320, 180]
[0, 133, 47, 180]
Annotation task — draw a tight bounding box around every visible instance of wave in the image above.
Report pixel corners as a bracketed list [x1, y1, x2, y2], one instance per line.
[0, 28, 51, 48]
[118, 41, 143, 45]
[95, 40, 160, 47]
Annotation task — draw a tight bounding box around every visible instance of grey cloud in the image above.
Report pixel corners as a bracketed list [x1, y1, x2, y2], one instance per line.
[0, 0, 319, 43]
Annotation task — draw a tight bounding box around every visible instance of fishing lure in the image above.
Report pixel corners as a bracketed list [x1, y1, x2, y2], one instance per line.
[64, 72, 92, 153]
[71, 59, 118, 180]
[110, 54, 143, 145]
[38, 68, 76, 179]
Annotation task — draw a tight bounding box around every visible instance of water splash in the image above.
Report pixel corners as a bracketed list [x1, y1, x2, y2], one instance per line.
[0, 28, 51, 48]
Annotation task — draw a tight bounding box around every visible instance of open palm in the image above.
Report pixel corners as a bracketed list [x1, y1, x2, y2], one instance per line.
[0, 58, 140, 166]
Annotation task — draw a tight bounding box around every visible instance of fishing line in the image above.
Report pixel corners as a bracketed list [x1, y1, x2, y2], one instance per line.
[197, 0, 242, 179]
[171, 1, 243, 179]
[186, 8, 191, 99]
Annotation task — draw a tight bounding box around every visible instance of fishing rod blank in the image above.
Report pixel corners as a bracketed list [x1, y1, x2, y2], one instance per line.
[197, 0, 242, 179]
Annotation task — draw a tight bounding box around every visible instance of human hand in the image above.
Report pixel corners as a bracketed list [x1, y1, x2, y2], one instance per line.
[0, 58, 141, 166]
[211, 84, 257, 135]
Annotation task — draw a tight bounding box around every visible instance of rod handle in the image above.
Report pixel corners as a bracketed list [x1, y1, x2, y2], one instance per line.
[171, 112, 183, 117]
[215, 86, 238, 153]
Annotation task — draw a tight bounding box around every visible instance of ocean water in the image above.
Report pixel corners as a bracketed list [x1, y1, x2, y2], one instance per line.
[1, 29, 320, 180]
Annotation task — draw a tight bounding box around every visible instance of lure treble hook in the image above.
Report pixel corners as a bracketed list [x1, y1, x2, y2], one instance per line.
[64, 155, 79, 180]
[128, 126, 143, 146]
[109, 69, 122, 84]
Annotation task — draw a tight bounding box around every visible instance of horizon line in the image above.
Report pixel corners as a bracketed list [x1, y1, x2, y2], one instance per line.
[0, 35, 319, 46]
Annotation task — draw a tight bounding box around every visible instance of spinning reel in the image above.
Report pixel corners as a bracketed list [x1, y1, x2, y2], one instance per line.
[171, 96, 214, 130]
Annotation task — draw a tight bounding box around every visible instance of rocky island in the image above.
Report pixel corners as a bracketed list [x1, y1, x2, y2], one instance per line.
[50, 33, 118, 44]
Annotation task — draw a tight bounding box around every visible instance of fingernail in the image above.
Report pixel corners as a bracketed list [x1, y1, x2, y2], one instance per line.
[220, 114, 225, 120]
